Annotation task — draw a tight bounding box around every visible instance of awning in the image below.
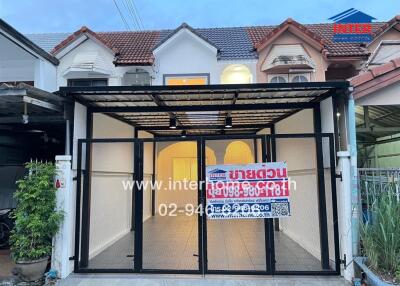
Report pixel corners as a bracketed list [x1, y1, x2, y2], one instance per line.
[261, 44, 315, 71]
[0, 83, 67, 124]
[59, 81, 349, 136]
[63, 51, 112, 77]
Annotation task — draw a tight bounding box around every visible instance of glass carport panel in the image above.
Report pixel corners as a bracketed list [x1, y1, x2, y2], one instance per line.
[270, 137, 337, 272]
[205, 138, 267, 271]
[142, 140, 199, 270]
[86, 142, 135, 270]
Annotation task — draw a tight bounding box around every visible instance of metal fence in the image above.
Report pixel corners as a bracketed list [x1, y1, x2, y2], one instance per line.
[358, 168, 400, 220]
[0, 165, 25, 210]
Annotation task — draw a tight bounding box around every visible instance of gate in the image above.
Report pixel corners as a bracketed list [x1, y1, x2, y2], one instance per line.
[74, 133, 339, 275]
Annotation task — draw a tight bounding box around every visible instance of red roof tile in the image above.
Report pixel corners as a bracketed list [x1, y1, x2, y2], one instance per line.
[253, 18, 326, 52]
[49, 17, 399, 65]
[247, 22, 388, 58]
[51, 26, 118, 55]
[350, 58, 400, 100]
[350, 58, 400, 87]
[369, 15, 400, 43]
[97, 31, 160, 65]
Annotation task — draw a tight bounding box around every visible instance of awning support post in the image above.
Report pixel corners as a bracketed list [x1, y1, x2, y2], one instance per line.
[314, 105, 330, 270]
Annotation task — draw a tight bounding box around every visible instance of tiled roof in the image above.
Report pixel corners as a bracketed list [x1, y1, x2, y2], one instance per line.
[252, 18, 326, 52]
[350, 57, 400, 99]
[25, 17, 399, 65]
[350, 57, 400, 87]
[196, 27, 257, 60]
[247, 22, 388, 57]
[157, 26, 257, 60]
[51, 26, 118, 55]
[97, 31, 160, 65]
[25, 32, 70, 52]
[153, 23, 220, 52]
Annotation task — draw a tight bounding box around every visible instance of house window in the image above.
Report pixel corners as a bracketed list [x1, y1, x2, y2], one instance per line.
[268, 74, 288, 83]
[164, 74, 209, 85]
[172, 157, 197, 181]
[290, 74, 310, 83]
[221, 65, 252, 84]
[67, 78, 108, 87]
[269, 75, 287, 83]
[123, 69, 151, 86]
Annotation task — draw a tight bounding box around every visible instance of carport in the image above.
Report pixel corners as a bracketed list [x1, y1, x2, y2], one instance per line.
[61, 81, 349, 276]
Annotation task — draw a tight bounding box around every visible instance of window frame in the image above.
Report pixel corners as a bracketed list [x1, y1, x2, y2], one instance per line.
[163, 73, 210, 85]
[289, 73, 310, 83]
[67, 78, 108, 87]
[268, 74, 288, 83]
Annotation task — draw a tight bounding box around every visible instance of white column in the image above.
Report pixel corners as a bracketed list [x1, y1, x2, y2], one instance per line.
[52, 155, 73, 278]
[337, 151, 354, 281]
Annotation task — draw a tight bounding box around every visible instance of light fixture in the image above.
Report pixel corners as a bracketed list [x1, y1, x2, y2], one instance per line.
[181, 130, 187, 138]
[336, 112, 341, 117]
[225, 116, 232, 128]
[22, 102, 29, 124]
[169, 117, 177, 129]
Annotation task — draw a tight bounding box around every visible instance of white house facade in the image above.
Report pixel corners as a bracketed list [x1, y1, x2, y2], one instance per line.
[1, 14, 400, 283]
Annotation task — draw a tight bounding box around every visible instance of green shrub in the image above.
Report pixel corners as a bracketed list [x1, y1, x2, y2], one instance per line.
[10, 161, 63, 262]
[361, 188, 400, 276]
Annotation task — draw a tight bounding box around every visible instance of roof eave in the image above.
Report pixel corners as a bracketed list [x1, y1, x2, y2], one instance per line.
[0, 19, 59, 65]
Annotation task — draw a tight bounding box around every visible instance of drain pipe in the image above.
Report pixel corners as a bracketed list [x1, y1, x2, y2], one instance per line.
[337, 151, 354, 281]
[347, 90, 359, 256]
[337, 88, 359, 282]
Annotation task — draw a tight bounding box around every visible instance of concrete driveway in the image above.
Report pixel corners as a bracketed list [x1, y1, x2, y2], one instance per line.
[57, 274, 351, 286]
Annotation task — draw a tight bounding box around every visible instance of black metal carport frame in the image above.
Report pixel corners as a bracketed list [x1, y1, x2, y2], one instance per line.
[61, 81, 349, 276]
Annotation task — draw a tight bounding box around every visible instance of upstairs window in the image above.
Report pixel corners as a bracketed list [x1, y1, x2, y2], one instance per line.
[290, 74, 310, 83]
[67, 78, 108, 87]
[269, 75, 287, 83]
[164, 74, 209, 85]
[123, 68, 151, 86]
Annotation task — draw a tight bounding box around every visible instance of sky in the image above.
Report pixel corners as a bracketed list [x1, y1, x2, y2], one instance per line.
[0, 0, 399, 34]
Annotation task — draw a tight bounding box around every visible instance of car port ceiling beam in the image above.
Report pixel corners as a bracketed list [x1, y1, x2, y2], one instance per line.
[90, 102, 316, 113]
[136, 123, 272, 131]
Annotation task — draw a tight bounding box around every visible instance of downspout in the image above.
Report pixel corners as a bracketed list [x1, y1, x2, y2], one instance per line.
[347, 88, 359, 256]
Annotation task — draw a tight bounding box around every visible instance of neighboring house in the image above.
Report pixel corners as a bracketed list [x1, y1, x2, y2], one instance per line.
[351, 58, 400, 168]
[0, 19, 58, 92]
[0, 19, 68, 165]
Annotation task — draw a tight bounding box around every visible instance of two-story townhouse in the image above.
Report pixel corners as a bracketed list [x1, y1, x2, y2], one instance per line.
[1, 14, 400, 282]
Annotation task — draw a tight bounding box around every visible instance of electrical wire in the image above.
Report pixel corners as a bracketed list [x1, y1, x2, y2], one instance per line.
[112, 0, 131, 31]
[130, 0, 144, 30]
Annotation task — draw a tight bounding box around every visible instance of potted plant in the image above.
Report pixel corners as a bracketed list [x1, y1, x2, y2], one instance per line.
[9, 161, 63, 282]
[356, 187, 400, 285]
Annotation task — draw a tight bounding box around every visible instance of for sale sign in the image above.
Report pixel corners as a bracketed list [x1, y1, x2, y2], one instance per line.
[206, 162, 290, 219]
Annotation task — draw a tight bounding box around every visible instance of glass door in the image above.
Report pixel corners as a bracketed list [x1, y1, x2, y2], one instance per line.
[139, 139, 202, 273]
[202, 136, 270, 274]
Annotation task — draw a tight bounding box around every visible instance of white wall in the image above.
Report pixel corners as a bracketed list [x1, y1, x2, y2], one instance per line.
[57, 38, 119, 87]
[88, 113, 134, 258]
[152, 28, 256, 85]
[139, 130, 154, 221]
[153, 29, 218, 85]
[275, 109, 322, 260]
[0, 33, 57, 92]
[274, 104, 337, 268]
[34, 58, 58, 92]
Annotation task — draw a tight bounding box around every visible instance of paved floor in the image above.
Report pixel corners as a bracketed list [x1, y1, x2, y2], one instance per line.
[0, 249, 15, 277]
[57, 274, 351, 286]
[89, 214, 326, 272]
